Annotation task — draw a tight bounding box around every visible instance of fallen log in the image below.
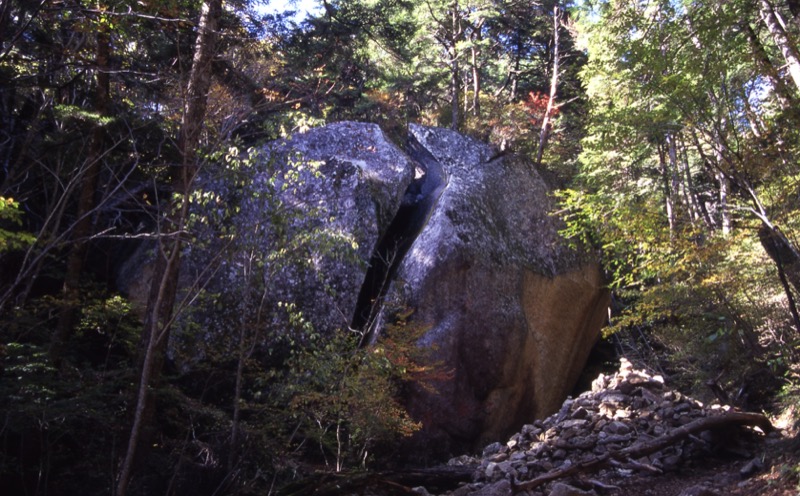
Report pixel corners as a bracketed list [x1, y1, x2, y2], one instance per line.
[280, 464, 476, 495]
[511, 410, 773, 494]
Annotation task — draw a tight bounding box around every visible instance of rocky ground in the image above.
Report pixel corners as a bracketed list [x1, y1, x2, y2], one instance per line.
[427, 358, 800, 496]
[287, 359, 800, 495]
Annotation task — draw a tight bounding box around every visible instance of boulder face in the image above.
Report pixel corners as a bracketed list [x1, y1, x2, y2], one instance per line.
[119, 121, 608, 457]
[267, 121, 415, 244]
[384, 124, 610, 458]
[255, 122, 416, 336]
[119, 121, 415, 348]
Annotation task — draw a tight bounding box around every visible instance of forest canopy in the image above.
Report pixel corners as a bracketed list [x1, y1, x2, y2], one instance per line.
[1, 0, 800, 494]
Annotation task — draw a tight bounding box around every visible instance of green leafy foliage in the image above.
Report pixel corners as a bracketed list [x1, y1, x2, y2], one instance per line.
[278, 328, 423, 471]
[6, 0, 800, 492]
[562, 0, 800, 407]
[0, 291, 138, 494]
[0, 197, 36, 252]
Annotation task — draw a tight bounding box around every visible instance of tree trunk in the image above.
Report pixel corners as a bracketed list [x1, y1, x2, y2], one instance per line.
[51, 25, 111, 366]
[667, 133, 683, 227]
[510, 50, 520, 101]
[717, 170, 731, 235]
[759, 225, 800, 293]
[229, 249, 262, 473]
[470, 25, 482, 117]
[743, 22, 796, 109]
[760, 0, 800, 94]
[116, 1, 221, 494]
[759, 225, 800, 334]
[535, 3, 561, 167]
[450, 1, 461, 131]
[463, 71, 469, 116]
[688, 129, 721, 230]
[677, 137, 705, 226]
[657, 142, 676, 233]
[230, 320, 248, 471]
[694, 123, 733, 235]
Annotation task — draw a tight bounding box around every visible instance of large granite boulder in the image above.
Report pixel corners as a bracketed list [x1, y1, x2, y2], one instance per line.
[118, 122, 608, 457]
[252, 122, 416, 336]
[384, 124, 610, 458]
[119, 121, 415, 348]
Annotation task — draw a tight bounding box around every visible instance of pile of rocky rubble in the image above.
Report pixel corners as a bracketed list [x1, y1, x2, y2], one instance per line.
[439, 358, 774, 496]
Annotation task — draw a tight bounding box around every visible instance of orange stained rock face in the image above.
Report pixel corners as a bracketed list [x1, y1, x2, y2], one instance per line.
[522, 262, 610, 419]
[476, 262, 610, 447]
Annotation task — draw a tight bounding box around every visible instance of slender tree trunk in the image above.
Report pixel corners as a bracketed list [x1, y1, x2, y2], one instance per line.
[450, 1, 461, 131]
[229, 250, 258, 473]
[667, 134, 682, 226]
[51, 25, 111, 365]
[759, 225, 800, 334]
[450, 52, 459, 130]
[717, 171, 731, 235]
[535, 3, 561, 167]
[677, 137, 703, 226]
[688, 128, 722, 231]
[510, 52, 520, 101]
[760, 0, 800, 94]
[692, 124, 733, 235]
[116, 2, 221, 494]
[709, 127, 732, 235]
[658, 142, 675, 234]
[759, 225, 800, 293]
[229, 329, 247, 471]
[470, 24, 482, 117]
[463, 73, 469, 116]
[230, 321, 248, 469]
[469, 45, 477, 115]
[0, 96, 42, 194]
[0, 0, 11, 45]
[743, 97, 765, 140]
[2, 117, 78, 311]
[775, 254, 800, 335]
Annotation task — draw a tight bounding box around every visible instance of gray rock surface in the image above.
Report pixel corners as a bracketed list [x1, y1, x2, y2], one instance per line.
[388, 124, 609, 457]
[438, 359, 769, 496]
[254, 121, 416, 336]
[268, 121, 416, 243]
[122, 122, 416, 359]
[548, 482, 597, 496]
[120, 122, 609, 456]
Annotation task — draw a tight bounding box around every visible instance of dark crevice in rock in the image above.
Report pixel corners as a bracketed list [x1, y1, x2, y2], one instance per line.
[571, 336, 619, 397]
[352, 133, 447, 346]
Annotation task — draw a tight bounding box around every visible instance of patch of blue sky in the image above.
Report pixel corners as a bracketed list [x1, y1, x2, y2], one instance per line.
[255, 0, 322, 21]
